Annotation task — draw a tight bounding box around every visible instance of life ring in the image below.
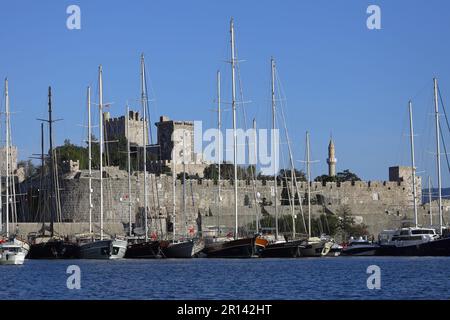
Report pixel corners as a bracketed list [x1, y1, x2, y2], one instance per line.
[321, 242, 332, 256]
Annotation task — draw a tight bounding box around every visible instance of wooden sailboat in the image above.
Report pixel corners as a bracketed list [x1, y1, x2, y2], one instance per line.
[205, 19, 268, 258]
[297, 132, 331, 257]
[125, 54, 163, 259]
[161, 129, 205, 258]
[0, 78, 29, 265]
[78, 66, 127, 259]
[202, 70, 235, 255]
[260, 58, 306, 258]
[28, 86, 79, 259]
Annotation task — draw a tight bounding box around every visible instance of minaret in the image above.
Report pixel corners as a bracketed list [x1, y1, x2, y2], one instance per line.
[327, 138, 337, 177]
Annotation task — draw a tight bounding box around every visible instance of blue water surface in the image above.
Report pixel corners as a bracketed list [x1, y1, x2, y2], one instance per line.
[0, 257, 449, 300]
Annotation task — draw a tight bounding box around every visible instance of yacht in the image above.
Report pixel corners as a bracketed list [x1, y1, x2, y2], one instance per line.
[378, 227, 450, 256]
[0, 238, 29, 265]
[341, 236, 379, 256]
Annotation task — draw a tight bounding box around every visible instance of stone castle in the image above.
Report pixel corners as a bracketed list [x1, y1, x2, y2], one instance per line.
[10, 111, 440, 238]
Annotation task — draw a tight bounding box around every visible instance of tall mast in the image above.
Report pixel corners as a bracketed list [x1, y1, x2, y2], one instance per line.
[253, 118, 259, 234]
[306, 131, 311, 238]
[271, 57, 279, 240]
[433, 78, 443, 233]
[290, 168, 296, 239]
[141, 54, 149, 242]
[4, 78, 9, 237]
[48, 86, 55, 237]
[230, 18, 238, 239]
[87, 86, 93, 234]
[126, 104, 132, 237]
[39, 123, 44, 227]
[182, 130, 187, 237]
[217, 70, 222, 235]
[428, 176, 433, 227]
[408, 100, 418, 228]
[98, 66, 104, 240]
[172, 143, 176, 243]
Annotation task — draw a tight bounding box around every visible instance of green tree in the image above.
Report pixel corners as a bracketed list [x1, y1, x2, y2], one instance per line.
[336, 169, 361, 182]
[315, 169, 361, 183]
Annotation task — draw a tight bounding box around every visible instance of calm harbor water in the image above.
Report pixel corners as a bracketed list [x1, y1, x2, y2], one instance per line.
[0, 257, 449, 300]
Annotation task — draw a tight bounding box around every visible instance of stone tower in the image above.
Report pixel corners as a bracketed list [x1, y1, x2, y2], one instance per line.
[104, 110, 148, 147]
[327, 138, 337, 177]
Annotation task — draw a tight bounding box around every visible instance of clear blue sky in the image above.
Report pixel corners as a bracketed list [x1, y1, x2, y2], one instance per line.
[1, 0, 450, 184]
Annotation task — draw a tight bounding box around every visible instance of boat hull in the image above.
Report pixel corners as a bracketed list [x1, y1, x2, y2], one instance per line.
[162, 239, 205, 258]
[125, 241, 162, 259]
[0, 239, 29, 265]
[79, 239, 127, 259]
[341, 246, 379, 256]
[28, 240, 79, 259]
[260, 240, 304, 258]
[205, 237, 266, 258]
[379, 237, 450, 256]
[300, 242, 324, 257]
[326, 247, 342, 257]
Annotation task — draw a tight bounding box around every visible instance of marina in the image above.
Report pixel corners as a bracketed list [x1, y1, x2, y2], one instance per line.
[1, 1, 450, 305]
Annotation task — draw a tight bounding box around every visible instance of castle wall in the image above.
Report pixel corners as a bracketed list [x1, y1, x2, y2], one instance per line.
[16, 167, 436, 237]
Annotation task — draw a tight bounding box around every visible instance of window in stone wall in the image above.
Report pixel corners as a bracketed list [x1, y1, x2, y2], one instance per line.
[372, 192, 379, 201]
[244, 194, 250, 206]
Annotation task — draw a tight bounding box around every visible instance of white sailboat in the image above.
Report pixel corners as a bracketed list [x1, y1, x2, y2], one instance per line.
[78, 67, 127, 259]
[0, 78, 29, 265]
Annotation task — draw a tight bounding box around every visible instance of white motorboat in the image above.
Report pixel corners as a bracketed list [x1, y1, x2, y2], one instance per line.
[0, 238, 30, 265]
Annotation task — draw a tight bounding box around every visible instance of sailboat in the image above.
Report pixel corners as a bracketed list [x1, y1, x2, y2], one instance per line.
[28, 86, 79, 259]
[125, 54, 163, 259]
[0, 78, 29, 265]
[297, 132, 332, 257]
[161, 129, 205, 258]
[205, 19, 268, 258]
[378, 82, 450, 256]
[78, 66, 127, 259]
[260, 58, 305, 258]
[202, 70, 237, 255]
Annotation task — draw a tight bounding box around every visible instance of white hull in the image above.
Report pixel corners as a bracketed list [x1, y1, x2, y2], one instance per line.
[0, 251, 26, 265]
[79, 239, 127, 259]
[0, 239, 29, 265]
